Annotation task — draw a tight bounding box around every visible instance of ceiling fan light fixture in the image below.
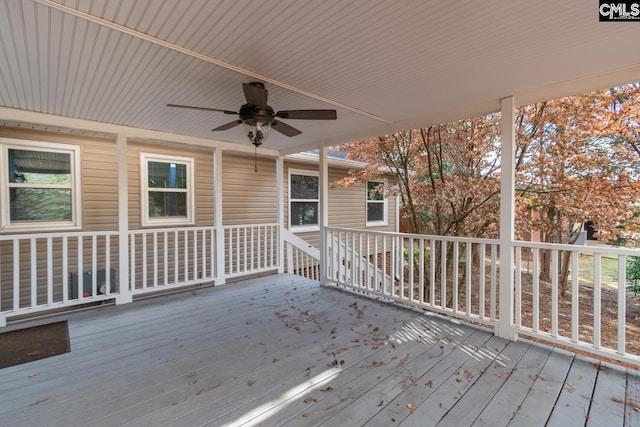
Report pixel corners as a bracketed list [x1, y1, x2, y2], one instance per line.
[243, 119, 271, 147]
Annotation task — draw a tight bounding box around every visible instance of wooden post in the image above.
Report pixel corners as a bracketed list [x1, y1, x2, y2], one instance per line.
[115, 134, 132, 304]
[276, 156, 285, 273]
[214, 147, 226, 285]
[319, 146, 329, 286]
[497, 97, 517, 340]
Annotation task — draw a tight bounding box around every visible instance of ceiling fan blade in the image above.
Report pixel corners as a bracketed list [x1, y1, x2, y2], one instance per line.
[167, 103, 237, 115]
[243, 82, 268, 109]
[272, 120, 302, 137]
[212, 120, 242, 131]
[276, 109, 337, 120]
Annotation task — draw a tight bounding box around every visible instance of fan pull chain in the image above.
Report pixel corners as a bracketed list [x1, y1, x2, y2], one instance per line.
[254, 144, 258, 173]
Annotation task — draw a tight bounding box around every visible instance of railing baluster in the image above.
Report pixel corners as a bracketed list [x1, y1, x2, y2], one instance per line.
[13, 240, 19, 310]
[409, 237, 415, 302]
[594, 253, 602, 349]
[77, 236, 83, 299]
[164, 231, 169, 286]
[174, 231, 179, 284]
[515, 245, 521, 328]
[533, 248, 540, 333]
[490, 244, 497, 321]
[466, 243, 471, 317]
[201, 230, 206, 279]
[618, 255, 626, 355]
[193, 229, 198, 281]
[30, 238, 37, 308]
[142, 232, 148, 289]
[419, 239, 425, 304]
[551, 249, 559, 338]
[91, 235, 97, 296]
[452, 241, 458, 313]
[153, 232, 159, 288]
[130, 234, 136, 292]
[479, 243, 485, 319]
[105, 236, 111, 295]
[47, 238, 53, 304]
[441, 240, 447, 309]
[429, 240, 436, 306]
[184, 230, 189, 282]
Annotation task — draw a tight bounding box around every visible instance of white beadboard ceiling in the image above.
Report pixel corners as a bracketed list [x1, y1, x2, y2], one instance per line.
[0, 0, 639, 154]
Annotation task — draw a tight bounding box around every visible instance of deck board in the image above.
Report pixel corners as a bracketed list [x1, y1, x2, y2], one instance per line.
[0, 273, 638, 427]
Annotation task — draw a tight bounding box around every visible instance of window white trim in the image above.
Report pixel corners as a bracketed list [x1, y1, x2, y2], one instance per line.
[288, 168, 319, 233]
[366, 179, 388, 227]
[0, 137, 82, 232]
[140, 152, 195, 227]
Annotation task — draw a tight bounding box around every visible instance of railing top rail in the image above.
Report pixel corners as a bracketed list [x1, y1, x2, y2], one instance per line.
[221, 223, 279, 230]
[513, 240, 640, 256]
[325, 227, 500, 245]
[0, 230, 119, 241]
[128, 225, 217, 235]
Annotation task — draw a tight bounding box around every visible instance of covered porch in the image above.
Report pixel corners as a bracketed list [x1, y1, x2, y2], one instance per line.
[1, 274, 637, 426]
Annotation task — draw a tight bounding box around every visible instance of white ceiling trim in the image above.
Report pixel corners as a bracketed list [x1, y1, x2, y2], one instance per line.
[33, 0, 391, 125]
[0, 106, 280, 156]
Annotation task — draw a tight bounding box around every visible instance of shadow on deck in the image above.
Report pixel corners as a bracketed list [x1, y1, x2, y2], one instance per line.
[0, 274, 638, 426]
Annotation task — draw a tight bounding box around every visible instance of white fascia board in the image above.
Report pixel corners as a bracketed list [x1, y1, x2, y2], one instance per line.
[0, 107, 280, 157]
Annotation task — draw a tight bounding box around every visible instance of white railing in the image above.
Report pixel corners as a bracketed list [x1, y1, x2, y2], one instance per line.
[325, 227, 500, 327]
[0, 231, 118, 325]
[128, 226, 218, 296]
[282, 229, 320, 280]
[513, 241, 640, 363]
[223, 224, 279, 279]
[0, 223, 282, 325]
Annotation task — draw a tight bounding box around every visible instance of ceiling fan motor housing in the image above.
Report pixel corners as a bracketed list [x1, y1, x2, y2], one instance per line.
[239, 104, 275, 125]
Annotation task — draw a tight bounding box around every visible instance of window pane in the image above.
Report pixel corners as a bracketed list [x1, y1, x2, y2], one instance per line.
[291, 202, 318, 226]
[367, 202, 384, 222]
[367, 181, 384, 201]
[291, 175, 318, 200]
[148, 191, 187, 217]
[8, 149, 71, 185]
[10, 188, 72, 221]
[148, 162, 187, 189]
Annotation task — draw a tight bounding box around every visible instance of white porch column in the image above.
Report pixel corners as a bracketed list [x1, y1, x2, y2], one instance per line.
[276, 156, 285, 273]
[497, 97, 517, 340]
[214, 147, 226, 285]
[115, 134, 132, 304]
[319, 146, 329, 286]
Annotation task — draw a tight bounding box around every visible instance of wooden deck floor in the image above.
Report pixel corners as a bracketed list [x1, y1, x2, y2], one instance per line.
[0, 274, 638, 427]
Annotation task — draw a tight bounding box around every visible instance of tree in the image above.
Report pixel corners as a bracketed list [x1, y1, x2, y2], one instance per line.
[337, 116, 502, 239]
[514, 86, 640, 293]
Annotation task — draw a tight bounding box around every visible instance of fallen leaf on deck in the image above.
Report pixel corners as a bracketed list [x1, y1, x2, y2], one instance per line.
[195, 305, 202, 310]
[28, 397, 49, 406]
[320, 386, 334, 393]
[378, 400, 384, 407]
[248, 379, 255, 387]
[302, 412, 311, 417]
[304, 397, 317, 404]
[407, 403, 415, 412]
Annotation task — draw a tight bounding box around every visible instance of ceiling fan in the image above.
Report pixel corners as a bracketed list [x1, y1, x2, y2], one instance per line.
[167, 82, 337, 148]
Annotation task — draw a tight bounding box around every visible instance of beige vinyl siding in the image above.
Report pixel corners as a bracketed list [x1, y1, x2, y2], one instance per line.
[284, 161, 397, 248]
[221, 153, 277, 225]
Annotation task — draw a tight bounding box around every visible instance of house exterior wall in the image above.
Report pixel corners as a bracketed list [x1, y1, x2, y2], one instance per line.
[0, 127, 394, 315]
[284, 163, 397, 248]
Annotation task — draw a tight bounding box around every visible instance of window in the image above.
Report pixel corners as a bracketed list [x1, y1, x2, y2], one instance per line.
[366, 181, 387, 226]
[1, 138, 81, 231]
[140, 153, 194, 226]
[289, 170, 319, 232]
